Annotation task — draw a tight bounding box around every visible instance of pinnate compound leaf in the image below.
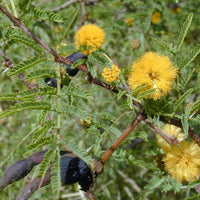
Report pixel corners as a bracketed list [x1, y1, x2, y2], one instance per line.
[7, 56, 46, 76]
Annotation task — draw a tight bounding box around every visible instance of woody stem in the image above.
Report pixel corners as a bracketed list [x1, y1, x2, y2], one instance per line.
[100, 112, 145, 164]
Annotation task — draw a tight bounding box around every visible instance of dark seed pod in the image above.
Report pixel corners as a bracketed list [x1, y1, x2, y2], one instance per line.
[60, 154, 93, 191]
[44, 52, 87, 88]
[1, 150, 93, 199]
[44, 77, 63, 89]
[16, 169, 51, 200]
[0, 150, 47, 192]
[64, 52, 87, 77]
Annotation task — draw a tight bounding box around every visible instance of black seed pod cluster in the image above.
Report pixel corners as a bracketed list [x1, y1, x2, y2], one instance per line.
[45, 52, 87, 88]
[0, 150, 93, 199]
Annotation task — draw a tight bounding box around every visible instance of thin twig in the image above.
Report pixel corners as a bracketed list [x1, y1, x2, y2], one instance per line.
[51, 0, 79, 12]
[100, 112, 145, 164]
[145, 119, 178, 145]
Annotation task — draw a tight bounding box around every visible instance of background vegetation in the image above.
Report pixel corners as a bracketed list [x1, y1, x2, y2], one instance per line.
[0, 0, 200, 199]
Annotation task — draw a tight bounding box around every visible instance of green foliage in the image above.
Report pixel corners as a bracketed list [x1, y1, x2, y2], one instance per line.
[37, 149, 53, 178]
[62, 10, 78, 39]
[0, 101, 51, 119]
[62, 139, 92, 164]
[173, 88, 193, 114]
[0, 0, 200, 199]
[7, 56, 46, 76]
[149, 35, 176, 54]
[8, 35, 43, 53]
[51, 147, 61, 198]
[26, 68, 57, 80]
[176, 13, 193, 52]
[27, 8, 64, 23]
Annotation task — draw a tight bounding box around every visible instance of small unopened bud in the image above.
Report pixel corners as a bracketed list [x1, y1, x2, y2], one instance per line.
[130, 39, 141, 50]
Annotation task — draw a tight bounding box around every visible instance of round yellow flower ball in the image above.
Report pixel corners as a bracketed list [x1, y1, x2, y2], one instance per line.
[74, 23, 106, 55]
[102, 65, 121, 83]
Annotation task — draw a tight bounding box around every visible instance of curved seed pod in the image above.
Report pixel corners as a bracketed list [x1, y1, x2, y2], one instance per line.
[64, 52, 87, 77]
[44, 52, 87, 88]
[16, 152, 93, 199]
[0, 150, 47, 192]
[16, 169, 51, 200]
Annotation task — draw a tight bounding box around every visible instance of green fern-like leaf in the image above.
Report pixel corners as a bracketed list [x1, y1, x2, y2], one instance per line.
[18, 0, 31, 11]
[173, 88, 193, 114]
[62, 86, 93, 101]
[0, 87, 56, 101]
[62, 9, 78, 39]
[176, 13, 193, 51]
[177, 69, 194, 90]
[25, 135, 56, 156]
[89, 49, 113, 68]
[145, 7, 154, 33]
[0, 90, 35, 101]
[51, 147, 61, 198]
[142, 176, 165, 197]
[189, 98, 200, 116]
[28, 8, 64, 23]
[86, 59, 97, 77]
[9, 35, 43, 53]
[62, 139, 92, 164]
[179, 44, 200, 70]
[181, 108, 190, 135]
[0, 101, 51, 119]
[67, 105, 91, 122]
[26, 68, 56, 80]
[149, 35, 176, 54]
[71, 59, 86, 69]
[137, 88, 156, 99]
[37, 149, 53, 178]
[7, 56, 46, 76]
[32, 125, 48, 142]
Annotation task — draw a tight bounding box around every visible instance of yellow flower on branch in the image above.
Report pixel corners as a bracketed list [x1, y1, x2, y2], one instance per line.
[163, 141, 200, 182]
[74, 23, 105, 55]
[102, 65, 121, 83]
[128, 51, 177, 100]
[156, 124, 185, 152]
[151, 12, 161, 24]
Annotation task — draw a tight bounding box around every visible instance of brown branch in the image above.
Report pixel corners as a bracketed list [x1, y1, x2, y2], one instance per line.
[145, 119, 178, 145]
[100, 112, 145, 164]
[160, 116, 200, 146]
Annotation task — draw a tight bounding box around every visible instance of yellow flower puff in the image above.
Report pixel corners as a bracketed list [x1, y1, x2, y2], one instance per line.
[151, 12, 161, 24]
[125, 18, 133, 26]
[163, 141, 200, 182]
[156, 124, 185, 152]
[74, 23, 106, 55]
[102, 65, 121, 83]
[128, 51, 177, 100]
